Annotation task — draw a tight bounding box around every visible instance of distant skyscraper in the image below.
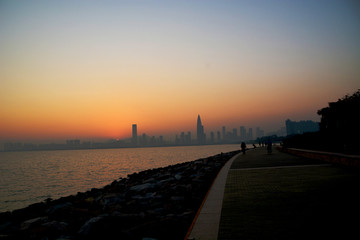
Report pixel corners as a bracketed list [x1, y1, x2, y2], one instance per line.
[186, 132, 191, 144]
[181, 132, 185, 144]
[233, 128, 238, 138]
[256, 127, 264, 139]
[240, 126, 246, 140]
[248, 128, 253, 140]
[141, 133, 148, 145]
[132, 124, 138, 145]
[197, 115, 205, 144]
[222, 126, 226, 140]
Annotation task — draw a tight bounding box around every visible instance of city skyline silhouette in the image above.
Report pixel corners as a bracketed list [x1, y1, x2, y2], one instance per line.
[2, 113, 322, 152]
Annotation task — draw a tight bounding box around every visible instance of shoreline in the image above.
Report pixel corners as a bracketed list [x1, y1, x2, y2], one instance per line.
[0, 150, 240, 240]
[1, 142, 246, 153]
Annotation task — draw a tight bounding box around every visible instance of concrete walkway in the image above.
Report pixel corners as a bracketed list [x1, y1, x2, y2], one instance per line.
[187, 153, 240, 240]
[187, 147, 360, 240]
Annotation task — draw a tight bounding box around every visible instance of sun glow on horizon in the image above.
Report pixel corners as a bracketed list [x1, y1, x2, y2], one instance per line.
[1, 0, 359, 142]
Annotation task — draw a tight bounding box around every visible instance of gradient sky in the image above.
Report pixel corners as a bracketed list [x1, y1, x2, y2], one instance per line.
[1, 0, 359, 142]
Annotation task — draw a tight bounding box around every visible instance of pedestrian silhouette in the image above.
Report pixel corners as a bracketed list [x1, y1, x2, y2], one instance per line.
[267, 140, 272, 154]
[241, 142, 246, 155]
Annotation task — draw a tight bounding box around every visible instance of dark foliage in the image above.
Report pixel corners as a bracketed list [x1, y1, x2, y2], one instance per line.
[284, 89, 360, 154]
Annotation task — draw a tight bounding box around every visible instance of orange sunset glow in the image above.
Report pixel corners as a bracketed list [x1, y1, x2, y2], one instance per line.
[1, 0, 359, 144]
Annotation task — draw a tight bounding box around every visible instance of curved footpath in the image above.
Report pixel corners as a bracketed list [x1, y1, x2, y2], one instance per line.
[186, 152, 240, 239]
[187, 147, 360, 240]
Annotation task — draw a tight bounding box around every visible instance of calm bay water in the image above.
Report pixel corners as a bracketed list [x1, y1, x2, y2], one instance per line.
[0, 144, 240, 212]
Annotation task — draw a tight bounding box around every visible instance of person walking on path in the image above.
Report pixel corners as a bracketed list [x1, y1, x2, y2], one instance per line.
[241, 142, 247, 155]
[267, 140, 272, 154]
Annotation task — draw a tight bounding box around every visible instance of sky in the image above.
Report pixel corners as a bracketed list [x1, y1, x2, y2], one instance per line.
[1, 0, 359, 142]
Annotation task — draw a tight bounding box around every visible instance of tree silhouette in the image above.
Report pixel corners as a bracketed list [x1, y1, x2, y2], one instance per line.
[284, 89, 360, 154]
[317, 89, 360, 153]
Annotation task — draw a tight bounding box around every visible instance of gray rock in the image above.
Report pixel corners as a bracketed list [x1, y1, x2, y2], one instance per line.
[130, 183, 155, 192]
[132, 192, 160, 201]
[47, 202, 72, 214]
[101, 193, 125, 208]
[78, 215, 107, 236]
[158, 177, 175, 185]
[171, 196, 184, 202]
[21, 216, 48, 230]
[56, 236, 73, 240]
[42, 221, 68, 231]
[143, 177, 156, 184]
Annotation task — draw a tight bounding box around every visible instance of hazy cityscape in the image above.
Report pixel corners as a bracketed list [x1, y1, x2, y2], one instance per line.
[0, 1, 358, 238]
[2, 115, 319, 152]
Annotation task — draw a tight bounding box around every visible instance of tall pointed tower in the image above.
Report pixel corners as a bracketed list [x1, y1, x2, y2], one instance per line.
[197, 115, 205, 144]
[132, 124, 138, 146]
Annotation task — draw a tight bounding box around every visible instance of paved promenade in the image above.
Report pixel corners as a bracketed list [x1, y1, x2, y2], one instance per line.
[188, 147, 360, 240]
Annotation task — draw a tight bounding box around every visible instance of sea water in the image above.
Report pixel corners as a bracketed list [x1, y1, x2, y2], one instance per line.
[0, 144, 240, 212]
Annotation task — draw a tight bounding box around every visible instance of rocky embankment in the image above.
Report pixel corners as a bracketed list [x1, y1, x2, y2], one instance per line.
[0, 150, 239, 240]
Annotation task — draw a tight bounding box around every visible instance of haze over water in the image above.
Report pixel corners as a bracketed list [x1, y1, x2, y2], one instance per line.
[1, 0, 359, 143]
